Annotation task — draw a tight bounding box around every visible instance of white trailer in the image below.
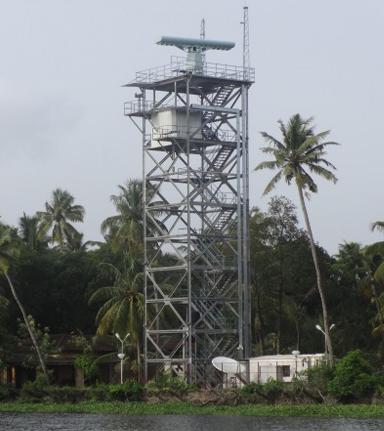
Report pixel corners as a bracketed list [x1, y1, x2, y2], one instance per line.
[249, 353, 325, 383]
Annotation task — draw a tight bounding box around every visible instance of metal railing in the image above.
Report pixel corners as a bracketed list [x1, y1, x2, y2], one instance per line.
[132, 56, 255, 84]
[150, 124, 237, 142]
[124, 100, 154, 115]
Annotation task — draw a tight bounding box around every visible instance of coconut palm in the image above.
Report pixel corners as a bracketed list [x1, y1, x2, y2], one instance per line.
[371, 221, 384, 233]
[64, 232, 102, 252]
[37, 189, 85, 248]
[88, 254, 144, 373]
[101, 179, 164, 254]
[255, 114, 339, 364]
[0, 226, 49, 380]
[101, 180, 144, 252]
[19, 213, 48, 250]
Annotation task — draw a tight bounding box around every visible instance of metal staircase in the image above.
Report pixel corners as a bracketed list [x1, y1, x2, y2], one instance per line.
[209, 210, 234, 233]
[202, 84, 236, 140]
[204, 85, 236, 122]
[209, 146, 233, 171]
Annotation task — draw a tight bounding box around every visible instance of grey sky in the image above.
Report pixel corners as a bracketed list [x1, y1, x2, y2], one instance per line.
[1, 0, 383, 254]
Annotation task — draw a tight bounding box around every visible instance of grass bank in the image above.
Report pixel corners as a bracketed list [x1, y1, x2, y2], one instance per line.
[1, 401, 384, 418]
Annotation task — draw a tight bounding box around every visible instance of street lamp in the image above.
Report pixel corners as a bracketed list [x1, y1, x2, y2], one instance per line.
[115, 332, 130, 384]
[315, 324, 335, 362]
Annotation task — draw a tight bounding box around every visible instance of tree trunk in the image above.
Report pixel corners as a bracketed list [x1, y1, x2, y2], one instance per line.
[296, 185, 334, 365]
[256, 292, 265, 354]
[295, 317, 300, 351]
[136, 340, 141, 383]
[277, 284, 282, 354]
[5, 272, 49, 381]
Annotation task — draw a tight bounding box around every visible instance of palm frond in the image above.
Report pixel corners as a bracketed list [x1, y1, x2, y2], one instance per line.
[262, 170, 283, 195]
[88, 286, 125, 304]
[307, 163, 338, 183]
[254, 160, 279, 171]
[260, 132, 286, 151]
[371, 221, 384, 233]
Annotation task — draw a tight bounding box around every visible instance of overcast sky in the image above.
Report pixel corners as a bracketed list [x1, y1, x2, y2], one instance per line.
[1, 0, 383, 254]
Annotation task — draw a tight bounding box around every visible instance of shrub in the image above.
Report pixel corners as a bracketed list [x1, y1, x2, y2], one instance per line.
[74, 354, 98, 383]
[88, 384, 110, 401]
[146, 373, 196, 396]
[104, 381, 144, 401]
[328, 350, 381, 401]
[241, 382, 263, 395]
[240, 382, 267, 403]
[307, 363, 335, 395]
[261, 379, 284, 403]
[20, 375, 49, 402]
[241, 379, 284, 403]
[0, 384, 18, 401]
[46, 386, 90, 403]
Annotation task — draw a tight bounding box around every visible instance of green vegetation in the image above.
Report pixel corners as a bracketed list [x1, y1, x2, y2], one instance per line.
[328, 350, 383, 401]
[1, 401, 384, 418]
[256, 114, 339, 362]
[2, 358, 384, 407]
[1, 114, 384, 414]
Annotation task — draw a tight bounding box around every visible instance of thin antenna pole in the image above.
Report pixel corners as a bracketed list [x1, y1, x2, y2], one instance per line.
[241, 6, 250, 80]
[200, 18, 206, 68]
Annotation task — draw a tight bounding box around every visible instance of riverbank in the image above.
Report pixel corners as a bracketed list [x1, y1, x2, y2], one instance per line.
[1, 401, 384, 418]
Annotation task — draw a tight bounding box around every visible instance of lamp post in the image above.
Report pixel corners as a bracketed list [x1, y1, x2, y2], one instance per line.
[315, 324, 335, 363]
[292, 350, 300, 377]
[115, 332, 130, 384]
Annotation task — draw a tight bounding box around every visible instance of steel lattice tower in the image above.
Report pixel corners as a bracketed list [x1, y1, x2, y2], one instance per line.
[124, 35, 254, 384]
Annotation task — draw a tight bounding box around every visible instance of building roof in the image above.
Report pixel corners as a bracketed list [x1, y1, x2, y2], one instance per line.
[250, 353, 324, 361]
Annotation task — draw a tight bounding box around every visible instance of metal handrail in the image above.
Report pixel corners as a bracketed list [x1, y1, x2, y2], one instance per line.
[151, 124, 236, 142]
[124, 100, 154, 115]
[132, 56, 255, 84]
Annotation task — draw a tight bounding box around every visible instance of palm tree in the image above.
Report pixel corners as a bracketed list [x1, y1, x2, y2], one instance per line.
[101, 180, 144, 252]
[37, 189, 85, 248]
[19, 213, 48, 250]
[0, 227, 49, 380]
[255, 114, 339, 364]
[88, 254, 144, 375]
[65, 232, 102, 252]
[371, 221, 384, 233]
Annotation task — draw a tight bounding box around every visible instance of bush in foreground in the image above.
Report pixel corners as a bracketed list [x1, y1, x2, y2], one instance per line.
[0, 384, 18, 401]
[328, 350, 382, 402]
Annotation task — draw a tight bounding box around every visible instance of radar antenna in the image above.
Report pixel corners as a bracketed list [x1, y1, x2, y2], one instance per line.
[157, 36, 234, 73]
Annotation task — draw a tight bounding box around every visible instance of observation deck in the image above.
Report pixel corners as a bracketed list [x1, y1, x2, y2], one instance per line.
[124, 56, 255, 94]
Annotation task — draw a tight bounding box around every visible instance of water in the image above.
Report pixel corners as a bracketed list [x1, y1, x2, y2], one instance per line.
[1, 414, 384, 431]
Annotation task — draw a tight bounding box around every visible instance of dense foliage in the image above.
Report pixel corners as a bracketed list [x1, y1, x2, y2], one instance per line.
[1, 183, 384, 369]
[1, 116, 384, 385]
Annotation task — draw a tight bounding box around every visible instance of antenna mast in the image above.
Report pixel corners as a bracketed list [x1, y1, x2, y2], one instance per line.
[241, 6, 250, 79]
[200, 18, 206, 68]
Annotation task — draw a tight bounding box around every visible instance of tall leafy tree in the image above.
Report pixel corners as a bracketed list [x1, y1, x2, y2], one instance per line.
[19, 213, 47, 250]
[101, 179, 164, 255]
[37, 189, 85, 249]
[0, 226, 49, 380]
[255, 114, 339, 363]
[363, 242, 384, 339]
[267, 196, 301, 353]
[331, 242, 375, 354]
[88, 254, 144, 372]
[101, 180, 144, 253]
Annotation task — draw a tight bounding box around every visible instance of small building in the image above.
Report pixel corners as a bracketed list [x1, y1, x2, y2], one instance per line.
[0, 334, 120, 388]
[249, 353, 325, 383]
